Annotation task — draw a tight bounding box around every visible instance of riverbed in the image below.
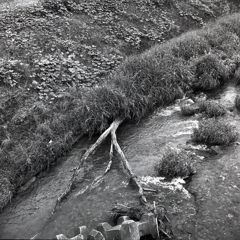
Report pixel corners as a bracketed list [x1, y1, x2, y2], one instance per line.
[0, 83, 239, 239]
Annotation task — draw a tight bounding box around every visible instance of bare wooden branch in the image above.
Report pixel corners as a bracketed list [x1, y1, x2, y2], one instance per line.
[154, 201, 160, 240]
[111, 125, 147, 203]
[53, 119, 123, 213]
[159, 228, 171, 239]
[105, 139, 114, 174]
[53, 117, 147, 213]
[91, 139, 114, 187]
[142, 187, 158, 192]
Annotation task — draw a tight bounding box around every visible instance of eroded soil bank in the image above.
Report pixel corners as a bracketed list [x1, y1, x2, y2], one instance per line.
[0, 83, 239, 240]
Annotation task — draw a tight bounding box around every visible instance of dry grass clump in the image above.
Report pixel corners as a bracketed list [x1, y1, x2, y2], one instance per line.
[193, 54, 229, 90]
[198, 100, 227, 118]
[155, 149, 195, 179]
[235, 94, 240, 111]
[192, 119, 238, 146]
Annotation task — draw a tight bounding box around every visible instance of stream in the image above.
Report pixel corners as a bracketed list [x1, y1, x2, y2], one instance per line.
[0, 83, 239, 240]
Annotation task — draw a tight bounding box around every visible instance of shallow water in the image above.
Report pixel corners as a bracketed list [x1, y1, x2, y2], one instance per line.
[0, 84, 239, 239]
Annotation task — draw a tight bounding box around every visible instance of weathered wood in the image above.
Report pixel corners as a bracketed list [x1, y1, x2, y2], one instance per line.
[142, 187, 157, 192]
[159, 227, 172, 239]
[53, 118, 147, 213]
[53, 119, 122, 213]
[111, 128, 147, 203]
[153, 201, 160, 240]
[91, 139, 114, 187]
[106, 139, 114, 174]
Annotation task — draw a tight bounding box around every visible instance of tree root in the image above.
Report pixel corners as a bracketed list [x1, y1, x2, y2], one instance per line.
[111, 119, 147, 203]
[53, 118, 147, 213]
[91, 140, 113, 187]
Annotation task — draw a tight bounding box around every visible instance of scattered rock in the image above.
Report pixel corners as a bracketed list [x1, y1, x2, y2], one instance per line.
[56, 234, 68, 240]
[120, 220, 140, 240]
[88, 229, 105, 240]
[79, 226, 89, 239]
[194, 92, 207, 103]
[209, 146, 221, 155]
[117, 216, 130, 225]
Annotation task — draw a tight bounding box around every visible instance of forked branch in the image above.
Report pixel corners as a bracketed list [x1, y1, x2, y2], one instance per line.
[53, 118, 147, 213]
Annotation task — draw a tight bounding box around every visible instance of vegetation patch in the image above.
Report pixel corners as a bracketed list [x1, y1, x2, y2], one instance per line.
[155, 148, 195, 180]
[198, 100, 227, 118]
[192, 53, 230, 90]
[171, 31, 210, 60]
[192, 119, 238, 146]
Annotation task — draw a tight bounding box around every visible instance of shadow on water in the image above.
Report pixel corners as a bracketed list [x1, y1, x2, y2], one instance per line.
[0, 83, 240, 239]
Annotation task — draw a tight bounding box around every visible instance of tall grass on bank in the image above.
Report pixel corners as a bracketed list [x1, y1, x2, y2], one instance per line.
[192, 119, 238, 146]
[192, 54, 230, 90]
[1, 10, 240, 210]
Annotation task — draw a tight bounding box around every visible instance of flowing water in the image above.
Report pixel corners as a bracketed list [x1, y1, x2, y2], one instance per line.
[0, 84, 239, 240]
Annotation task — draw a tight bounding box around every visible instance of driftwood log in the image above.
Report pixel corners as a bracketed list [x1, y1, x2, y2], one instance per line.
[53, 118, 146, 213]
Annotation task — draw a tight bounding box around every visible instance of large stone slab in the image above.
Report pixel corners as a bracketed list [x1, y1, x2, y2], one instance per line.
[70, 234, 85, 240]
[117, 216, 130, 225]
[56, 234, 69, 240]
[79, 226, 89, 239]
[105, 225, 121, 240]
[140, 213, 157, 239]
[87, 229, 105, 240]
[120, 220, 140, 240]
[57, 213, 158, 240]
[137, 221, 149, 237]
[97, 222, 112, 239]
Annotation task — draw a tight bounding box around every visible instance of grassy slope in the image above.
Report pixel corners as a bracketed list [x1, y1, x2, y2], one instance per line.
[0, 0, 240, 210]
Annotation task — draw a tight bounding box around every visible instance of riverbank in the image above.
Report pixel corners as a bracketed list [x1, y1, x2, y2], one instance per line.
[0, 82, 239, 239]
[1, 0, 240, 210]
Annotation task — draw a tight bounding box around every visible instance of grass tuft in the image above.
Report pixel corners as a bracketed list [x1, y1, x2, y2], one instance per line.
[193, 54, 230, 90]
[171, 32, 210, 60]
[192, 119, 238, 146]
[155, 148, 195, 179]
